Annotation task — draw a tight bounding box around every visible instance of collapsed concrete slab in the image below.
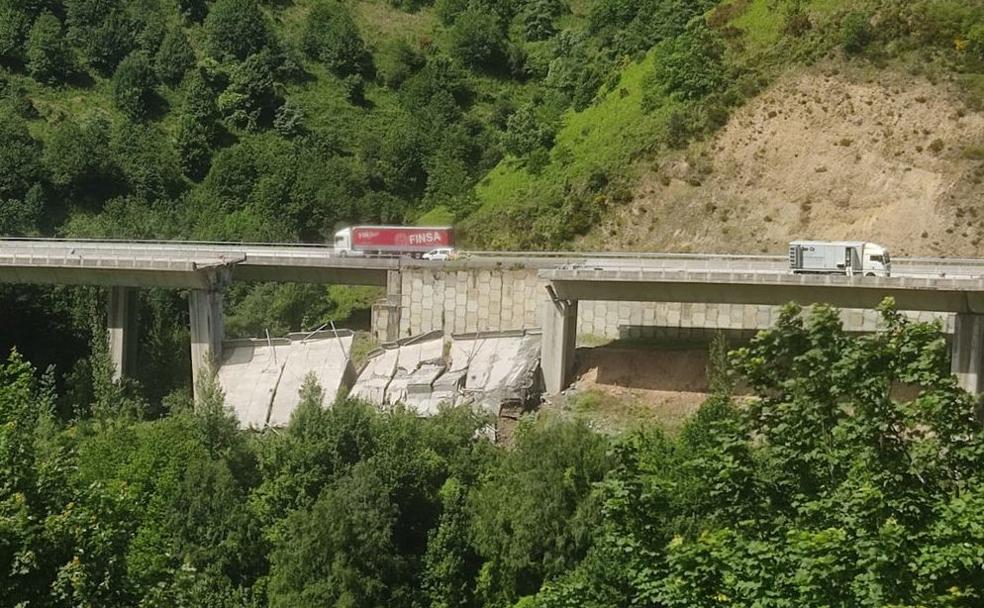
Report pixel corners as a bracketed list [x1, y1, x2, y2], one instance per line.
[451, 330, 543, 413]
[352, 330, 542, 416]
[218, 330, 355, 428]
[351, 331, 444, 406]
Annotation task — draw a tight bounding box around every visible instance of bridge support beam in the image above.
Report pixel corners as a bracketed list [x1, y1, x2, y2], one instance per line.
[952, 313, 984, 394]
[107, 286, 138, 381]
[189, 287, 224, 398]
[541, 294, 578, 394]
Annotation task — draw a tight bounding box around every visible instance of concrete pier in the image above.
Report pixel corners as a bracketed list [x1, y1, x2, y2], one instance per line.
[541, 294, 578, 394]
[189, 287, 224, 396]
[952, 313, 984, 394]
[371, 271, 404, 342]
[107, 286, 138, 381]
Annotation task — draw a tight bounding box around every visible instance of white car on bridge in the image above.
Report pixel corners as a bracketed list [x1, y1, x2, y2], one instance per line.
[422, 248, 456, 261]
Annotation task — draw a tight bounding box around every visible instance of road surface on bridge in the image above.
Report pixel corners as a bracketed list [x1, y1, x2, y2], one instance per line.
[2, 238, 984, 283]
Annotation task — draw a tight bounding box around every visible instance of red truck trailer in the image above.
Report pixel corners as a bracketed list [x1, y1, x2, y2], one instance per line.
[332, 226, 455, 256]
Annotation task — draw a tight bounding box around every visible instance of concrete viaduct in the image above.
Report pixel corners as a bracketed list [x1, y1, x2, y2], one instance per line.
[4, 238, 984, 396]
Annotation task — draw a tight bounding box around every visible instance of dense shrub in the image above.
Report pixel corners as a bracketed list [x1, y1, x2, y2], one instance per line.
[44, 115, 115, 192]
[0, 112, 44, 200]
[180, 68, 220, 134]
[175, 114, 212, 180]
[521, 0, 567, 41]
[448, 6, 507, 71]
[26, 11, 71, 83]
[0, 0, 31, 62]
[544, 31, 603, 111]
[204, 0, 270, 60]
[434, 0, 469, 25]
[217, 50, 282, 131]
[503, 102, 555, 158]
[178, 0, 207, 22]
[154, 25, 195, 85]
[968, 22, 984, 61]
[842, 11, 872, 55]
[112, 51, 158, 120]
[589, 0, 718, 57]
[65, 0, 137, 73]
[377, 37, 425, 88]
[647, 19, 726, 102]
[301, 1, 372, 77]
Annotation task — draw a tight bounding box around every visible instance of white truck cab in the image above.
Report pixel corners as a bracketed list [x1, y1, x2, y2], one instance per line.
[788, 240, 891, 277]
[333, 228, 360, 256]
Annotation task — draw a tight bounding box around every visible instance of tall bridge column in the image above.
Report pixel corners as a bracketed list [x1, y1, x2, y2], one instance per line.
[952, 313, 984, 394]
[107, 286, 138, 381]
[189, 286, 225, 397]
[541, 289, 578, 394]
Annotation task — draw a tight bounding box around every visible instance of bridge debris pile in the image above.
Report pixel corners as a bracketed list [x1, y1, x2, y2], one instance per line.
[352, 330, 542, 416]
[218, 330, 356, 428]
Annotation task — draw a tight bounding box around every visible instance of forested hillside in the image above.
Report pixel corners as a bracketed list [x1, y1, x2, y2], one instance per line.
[5, 303, 984, 606]
[1, 0, 658, 243]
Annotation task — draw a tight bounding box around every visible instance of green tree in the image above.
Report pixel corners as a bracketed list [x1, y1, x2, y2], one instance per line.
[0, 186, 43, 235]
[180, 68, 220, 136]
[647, 19, 725, 102]
[204, 0, 270, 60]
[26, 11, 71, 82]
[65, 0, 136, 74]
[250, 393, 378, 535]
[503, 102, 555, 159]
[0, 111, 43, 201]
[267, 461, 404, 608]
[300, 1, 372, 77]
[175, 114, 212, 180]
[217, 50, 281, 131]
[588, 0, 718, 57]
[377, 37, 424, 88]
[544, 31, 603, 111]
[110, 120, 182, 201]
[44, 114, 116, 194]
[448, 5, 506, 71]
[434, 0, 469, 25]
[200, 143, 259, 209]
[521, 0, 567, 41]
[373, 117, 429, 198]
[470, 420, 611, 605]
[0, 0, 31, 62]
[0, 351, 71, 603]
[422, 478, 482, 608]
[154, 25, 195, 85]
[112, 51, 158, 120]
[842, 11, 872, 55]
[178, 0, 207, 23]
[273, 99, 304, 137]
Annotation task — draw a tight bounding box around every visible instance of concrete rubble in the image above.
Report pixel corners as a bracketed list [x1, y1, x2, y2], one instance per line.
[351, 330, 543, 416]
[217, 327, 543, 427]
[217, 330, 356, 428]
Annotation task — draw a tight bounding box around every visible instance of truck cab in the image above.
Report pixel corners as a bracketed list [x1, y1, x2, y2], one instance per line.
[861, 242, 891, 277]
[333, 228, 363, 257]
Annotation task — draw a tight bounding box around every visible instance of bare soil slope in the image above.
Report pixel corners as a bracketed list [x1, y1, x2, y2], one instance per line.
[583, 61, 984, 256]
[552, 347, 711, 434]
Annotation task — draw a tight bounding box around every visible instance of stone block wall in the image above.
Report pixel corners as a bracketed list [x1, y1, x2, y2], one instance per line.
[381, 267, 954, 343]
[398, 268, 543, 337]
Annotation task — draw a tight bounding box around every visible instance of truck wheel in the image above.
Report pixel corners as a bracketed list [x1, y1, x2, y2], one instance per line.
[865, 272, 875, 277]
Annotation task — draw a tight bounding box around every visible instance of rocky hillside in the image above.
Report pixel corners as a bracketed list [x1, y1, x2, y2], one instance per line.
[461, 0, 984, 254]
[584, 61, 984, 256]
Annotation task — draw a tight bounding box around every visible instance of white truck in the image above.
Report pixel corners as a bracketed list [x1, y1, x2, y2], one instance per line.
[788, 240, 891, 277]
